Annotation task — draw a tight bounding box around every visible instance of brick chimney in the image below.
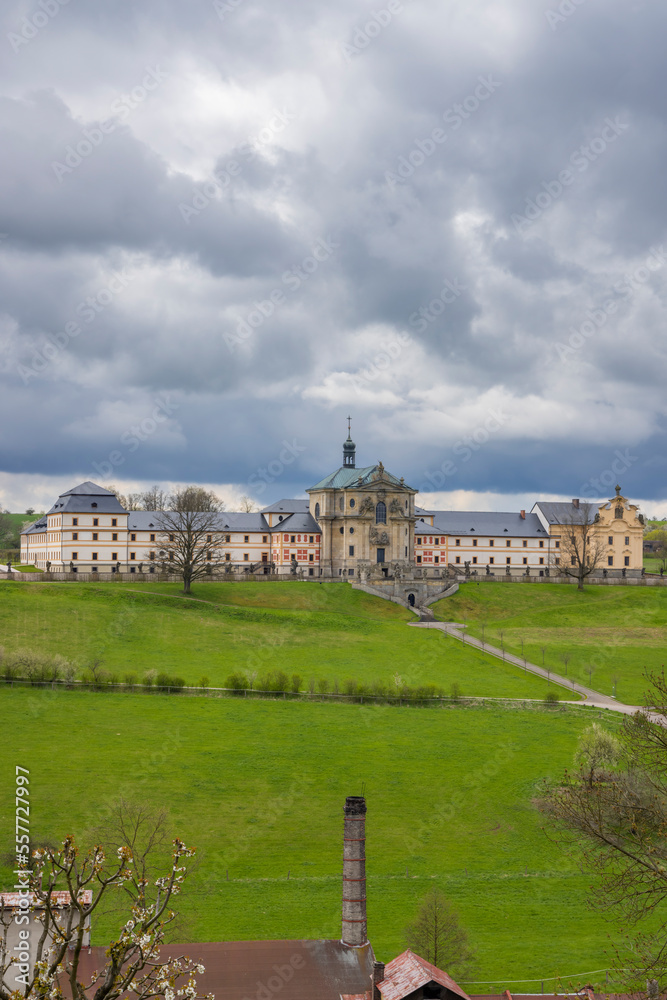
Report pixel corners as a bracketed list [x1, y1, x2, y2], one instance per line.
[520, 510, 525, 519]
[372, 962, 385, 1000]
[342, 796, 368, 947]
[572, 498, 580, 508]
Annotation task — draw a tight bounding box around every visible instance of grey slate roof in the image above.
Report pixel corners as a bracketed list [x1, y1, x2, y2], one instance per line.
[60, 481, 116, 496]
[22, 517, 47, 536]
[271, 511, 321, 534]
[260, 498, 310, 513]
[532, 500, 605, 525]
[47, 495, 126, 515]
[128, 511, 272, 532]
[418, 511, 547, 538]
[308, 465, 411, 491]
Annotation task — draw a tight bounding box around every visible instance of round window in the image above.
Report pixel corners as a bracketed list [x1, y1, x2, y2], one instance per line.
[350, 498, 356, 508]
[350, 527, 355, 535]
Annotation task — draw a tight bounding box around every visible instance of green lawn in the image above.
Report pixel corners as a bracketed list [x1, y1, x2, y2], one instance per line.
[0, 580, 558, 699]
[433, 582, 667, 704]
[0, 688, 628, 990]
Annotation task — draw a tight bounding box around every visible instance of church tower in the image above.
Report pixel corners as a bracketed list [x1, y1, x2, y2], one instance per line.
[343, 416, 356, 469]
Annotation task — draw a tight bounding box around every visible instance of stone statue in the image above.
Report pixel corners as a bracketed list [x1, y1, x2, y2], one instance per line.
[359, 497, 374, 515]
[389, 498, 403, 515]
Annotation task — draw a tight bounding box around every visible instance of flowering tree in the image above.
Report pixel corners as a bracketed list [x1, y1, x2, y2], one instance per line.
[0, 836, 210, 1000]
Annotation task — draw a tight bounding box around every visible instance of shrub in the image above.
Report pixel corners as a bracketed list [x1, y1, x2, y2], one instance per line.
[308, 676, 316, 694]
[155, 672, 185, 691]
[199, 675, 210, 689]
[225, 672, 248, 691]
[123, 672, 138, 688]
[274, 670, 290, 692]
[317, 678, 329, 694]
[544, 689, 560, 706]
[291, 673, 303, 694]
[450, 682, 462, 701]
[143, 669, 157, 687]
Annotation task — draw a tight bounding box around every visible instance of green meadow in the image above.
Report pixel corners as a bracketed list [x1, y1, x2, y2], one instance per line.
[0, 688, 626, 991]
[0, 580, 557, 698]
[434, 582, 667, 704]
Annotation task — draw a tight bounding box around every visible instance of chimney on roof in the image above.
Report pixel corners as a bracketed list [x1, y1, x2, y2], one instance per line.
[372, 963, 385, 1000]
[572, 498, 580, 508]
[520, 510, 525, 519]
[342, 796, 368, 948]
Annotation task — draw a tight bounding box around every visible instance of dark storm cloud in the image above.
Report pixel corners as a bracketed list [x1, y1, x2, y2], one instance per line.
[1, 0, 667, 505]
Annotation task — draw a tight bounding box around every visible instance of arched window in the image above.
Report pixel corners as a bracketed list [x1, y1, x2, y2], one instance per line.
[615, 506, 623, 519]
[315, 503, 320, 521]
[339, 497, 344, 511]
[376, 501, 387, 524]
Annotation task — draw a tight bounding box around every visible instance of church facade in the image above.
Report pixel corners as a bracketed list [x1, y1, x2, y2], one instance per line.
[20, 430, 646, 581]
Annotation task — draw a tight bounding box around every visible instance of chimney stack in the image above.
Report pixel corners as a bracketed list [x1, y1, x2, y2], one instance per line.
[572, 498, 580, 508]
[372, 963, 385, 1000]
[342, 796, 368, 947]
[520, 510, 525, 520]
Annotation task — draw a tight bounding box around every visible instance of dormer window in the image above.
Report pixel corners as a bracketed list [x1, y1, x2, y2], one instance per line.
[91, 502, 97, 508]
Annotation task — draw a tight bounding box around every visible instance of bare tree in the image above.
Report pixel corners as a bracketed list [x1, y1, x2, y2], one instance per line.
[238, 496, 257, 513]
[154, 487, 225, 594]
[557, 501, 606, 590]
[0, 831, 208, 1000]
[404, 889, 476, 976]
[542, 671, 667, 990]
[103, 485, 128, 509]
[141, 486, 169, 511]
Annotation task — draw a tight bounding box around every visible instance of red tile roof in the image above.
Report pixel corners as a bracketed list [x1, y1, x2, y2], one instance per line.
[377, 950, 471, 1000]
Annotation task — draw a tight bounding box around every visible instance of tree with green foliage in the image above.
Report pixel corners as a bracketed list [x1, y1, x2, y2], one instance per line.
[574, 722, 621, 787]
[404, 888, 475, 976]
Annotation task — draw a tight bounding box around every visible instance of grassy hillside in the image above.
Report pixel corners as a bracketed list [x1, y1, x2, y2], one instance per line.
[433, 582, 667, 704]
[0, 580, 558, 699]
[0, 688, 628, 990]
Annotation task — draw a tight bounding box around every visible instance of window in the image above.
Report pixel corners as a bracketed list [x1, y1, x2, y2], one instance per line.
[625, 536, 630, 545]
[207, 552, 212, 561]
[555, 557, 560, 565]
[472, 539, 477, 547]
[112, 552, 118, 560]
[150, 533, 155, 542]
[262, 535, 268, 543]
[434, 538, 440, 545]
[93, 518, 99, 526]
[72, 532, 78, 541]
[72, 518, 78, 526]
[112, 532, 118, 541]
[92, 532, 98, 541]
[376, 501, 387, 524]
[225, 553, 231, 561]
[350, 499, 355, 508]
[207, 534, 212, 543]
[225, 535, 231, 543]
[309, 536, 314, 543]
[608, 536, 613, 545]
[523, 540, 528, 548]
[472, 556, 477, 564]
[506, 540, 511, 547]
[72, 551, 78, 560]
[92, 567, 98, 573]
[92, 552, 98, 561]
[130, 552, 136, 560]
[489, 557, 494, 564]
[169, 534, 175, 542]
[489, 539, 494, 547]
[434, 555, 439, 563]
[290, 535, 296, 543]
[244, 535, 250, 543]
[555, 541, 560, 549]
[417, 555, 422, 563]
[349, 545, 355, 556]
[539, 540, 544, 548]
[624, 556, 630, 566]
[309, 553, 314, 562]
[149, 551, 155, 560]
[417, 537, 422, 545]
[539, 557, 544, 565]
[455, 556, 461, 564]
[112, 518, 117, 527]
[244, 553, 249, 561]
[571, 556, 577, 566]
[523, 557, 528, 565]
[608, 556, 613, 566]
[91, 502, 97, 508]
[131, 533, 136, 542]
[315, 503, 320, 520]
[506, 557, 511, 564]
[615, 506, 623, 518]
[456, 539, 460, 546]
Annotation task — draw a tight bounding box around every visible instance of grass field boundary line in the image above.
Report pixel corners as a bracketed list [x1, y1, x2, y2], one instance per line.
[192, 870, 590, 886]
